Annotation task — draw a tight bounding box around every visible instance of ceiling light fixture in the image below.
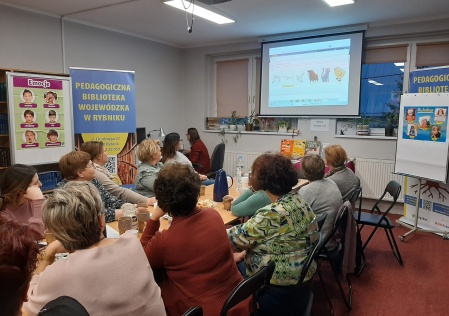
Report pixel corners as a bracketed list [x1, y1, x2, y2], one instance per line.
[162, 0, 235, 24]
[322, 0, 355, 7]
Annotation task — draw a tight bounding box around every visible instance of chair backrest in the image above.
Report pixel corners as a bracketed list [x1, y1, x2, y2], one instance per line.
[182, 306, 203, 316]
[297, 232, 323, 285]
[316, 213, 328, 231]
[371, 180, 401, 217]
[220, 261, 275, 316]
[320, 203, 350, 254]
[348, 187, 362, 208]
[210, 143, 226, 173]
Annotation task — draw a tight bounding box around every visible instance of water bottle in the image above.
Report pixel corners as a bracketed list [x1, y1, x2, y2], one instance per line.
[236, 154, 244, 192]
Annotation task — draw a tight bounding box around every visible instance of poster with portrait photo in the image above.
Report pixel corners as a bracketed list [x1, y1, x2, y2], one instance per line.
[7, 72, 74, 164]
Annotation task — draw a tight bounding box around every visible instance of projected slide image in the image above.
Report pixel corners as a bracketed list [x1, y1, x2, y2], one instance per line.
[268, 39, 350, 107]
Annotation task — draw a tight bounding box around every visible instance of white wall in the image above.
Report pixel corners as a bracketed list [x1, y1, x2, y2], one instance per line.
[182, 19, 449, 160]
[2, 4, 449, 162]
[0, 5, 185, 137]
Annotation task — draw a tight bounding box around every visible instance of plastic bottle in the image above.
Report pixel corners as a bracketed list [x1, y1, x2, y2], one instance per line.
[236, 153, 244, 192]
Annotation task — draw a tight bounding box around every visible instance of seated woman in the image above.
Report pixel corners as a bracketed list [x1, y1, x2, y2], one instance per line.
[299, 155, 342, 250]
[24, 181, 166, 315]
[324, 145, 360, 201]
[0, 164, 45, 237]
[0, 216, 41, 316]
[229, 186, 271, 218]
[184, 128, 210, 174]
[80, 141, 155, 205]
[161, 132, 213, 185]
[58, 151, 126, 222]
[135, 139, 163, 198]
[140, 163, 250, 316]
[227, 153, 318, 316]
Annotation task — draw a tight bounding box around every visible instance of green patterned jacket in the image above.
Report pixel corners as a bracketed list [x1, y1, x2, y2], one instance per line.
[228, 191, 318, 285]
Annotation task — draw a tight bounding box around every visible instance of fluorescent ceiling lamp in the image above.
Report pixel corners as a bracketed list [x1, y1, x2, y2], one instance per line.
[322, 0, 355, 7]
[368, 79, 383, 86]
[394, 62, 405, 67]
[163, 0, 235, 24]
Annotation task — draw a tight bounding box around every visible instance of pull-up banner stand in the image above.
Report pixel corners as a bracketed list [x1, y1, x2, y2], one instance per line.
[396, 68, 449, 240]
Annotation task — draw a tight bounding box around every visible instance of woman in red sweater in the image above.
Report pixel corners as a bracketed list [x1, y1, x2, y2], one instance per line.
[141, 163, 250, 316]
[184, 128, 210, 174]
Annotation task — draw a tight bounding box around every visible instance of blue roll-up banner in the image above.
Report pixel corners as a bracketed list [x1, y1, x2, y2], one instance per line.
[70, 68, 137, 184]
[409, 66, 449, 93]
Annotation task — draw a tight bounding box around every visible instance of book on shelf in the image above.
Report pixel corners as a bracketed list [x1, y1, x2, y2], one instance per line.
[305, 140, 321, 156]
[292, 140, 307, 159]
[280, 139, 293, 158]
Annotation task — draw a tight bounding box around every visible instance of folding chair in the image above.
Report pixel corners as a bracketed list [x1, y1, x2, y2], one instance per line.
[316, 212, 328, 231]
[297, 232, 323, 316]
[220, 261, 275, 316]
[354, 180, 403, 269]
[182, 306, 203, 316]
[317, 202, 353, 315]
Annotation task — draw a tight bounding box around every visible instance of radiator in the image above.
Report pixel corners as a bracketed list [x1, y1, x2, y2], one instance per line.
[224, 153, 405, 203]
[224, 151, 262, 177]
[355, 158, 405, 203]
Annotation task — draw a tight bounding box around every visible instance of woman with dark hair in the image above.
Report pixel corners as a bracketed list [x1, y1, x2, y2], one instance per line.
[24, 181, 166, 315]
[0, 164, 45, 237]
[323, 144, 360, 200]
[0, 216, 41, 316]
[80, 141, 155, 205]
[161, 132, 213, 185]
[184, 128, 210, 174]
[227, 153, 319, 316]
[299, 155, 342, 250]
[140, 163, 250, 316]
[58, 151, 127, 222]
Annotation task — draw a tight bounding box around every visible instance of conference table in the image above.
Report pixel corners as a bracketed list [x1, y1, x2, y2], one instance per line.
[107, 183, 240, 235]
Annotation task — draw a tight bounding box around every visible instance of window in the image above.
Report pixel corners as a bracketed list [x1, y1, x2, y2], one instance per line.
[213, 54, 260, 118]
[360, 62, 404, 119]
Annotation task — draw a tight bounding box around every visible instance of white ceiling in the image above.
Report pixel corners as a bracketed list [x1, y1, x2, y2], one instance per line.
[2, 0, 449, 48]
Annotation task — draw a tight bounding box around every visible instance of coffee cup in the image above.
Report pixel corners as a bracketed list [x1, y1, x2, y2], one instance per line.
[118, 216, 132, 234]
[137, 210, 151, 233]
[200, 185, 206, 196]
[223, 196, 234, 211]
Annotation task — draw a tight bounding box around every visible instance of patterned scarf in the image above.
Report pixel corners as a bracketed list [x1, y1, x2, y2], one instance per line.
[324, 165, 346, 178]
[93, 162, 114, 179]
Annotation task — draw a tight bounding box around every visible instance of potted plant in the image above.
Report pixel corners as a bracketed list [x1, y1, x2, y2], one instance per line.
[229, 111, 238, 131]
[354, 115, 374, 136]
[245, 109, 256, 131]
[382, 103, 400, 136]
[253, 117, 260, 131]
[276, 120, 289, 133]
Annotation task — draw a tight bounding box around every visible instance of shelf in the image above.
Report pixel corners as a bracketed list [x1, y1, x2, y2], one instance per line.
[334, 135, 397, 140]
[204, 130, 299, 136]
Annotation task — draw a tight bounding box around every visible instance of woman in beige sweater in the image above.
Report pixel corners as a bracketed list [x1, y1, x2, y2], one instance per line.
[24, 181, 166, 316]
[80, 141, 155, 205]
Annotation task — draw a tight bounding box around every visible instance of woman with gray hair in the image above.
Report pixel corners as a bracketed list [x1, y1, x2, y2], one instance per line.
[24, 181, 166, 316]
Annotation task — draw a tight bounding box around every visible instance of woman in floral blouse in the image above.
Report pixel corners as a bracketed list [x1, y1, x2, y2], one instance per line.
[227, 153, 319, 316]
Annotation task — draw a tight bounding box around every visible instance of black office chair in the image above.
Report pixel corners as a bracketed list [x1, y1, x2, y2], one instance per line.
[182, 306, 203, 316]
[354, 180, 403, 267]
[317, 202, 353, 315]
[192, 143, 226, 179]
[220, 261, 275, 316]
